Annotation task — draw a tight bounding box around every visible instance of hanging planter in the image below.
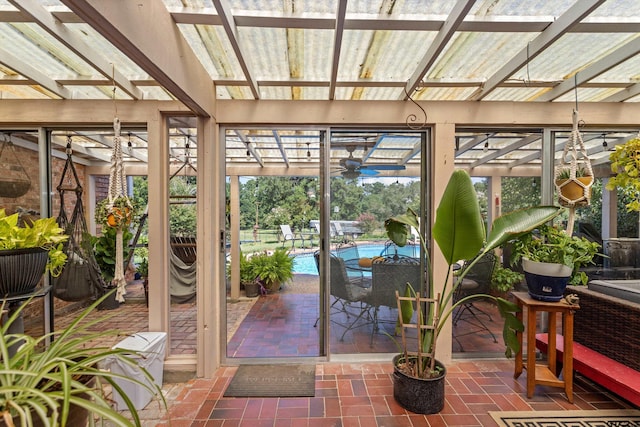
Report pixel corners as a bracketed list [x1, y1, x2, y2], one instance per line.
[555, 167, 593, 206]
[554, 109, 594, 234]
[96, 196, 133, 228]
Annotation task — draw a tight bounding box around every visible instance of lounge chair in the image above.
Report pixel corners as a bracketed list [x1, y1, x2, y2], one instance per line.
[279, 224, 298, 249]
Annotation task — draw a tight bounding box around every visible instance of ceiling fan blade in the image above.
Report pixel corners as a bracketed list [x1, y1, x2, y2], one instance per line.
[360, 164, 406, 171]
[343, 158, 362, 168]
[359, 169, 379, 176]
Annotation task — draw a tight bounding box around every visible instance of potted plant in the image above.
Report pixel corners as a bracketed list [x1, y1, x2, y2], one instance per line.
[0, 291, 166, 426]
[249, 248, 294, 293]
[0, 209, 68, 297]
[240, 252, 261, 297]
[491, 264, 524, 296]
[509, 223, 600, 301]
[96, 196, 134, 228]
[555, 166, 593, 205]
[606, 136, 640, 212]
[384, 170, 563, 414]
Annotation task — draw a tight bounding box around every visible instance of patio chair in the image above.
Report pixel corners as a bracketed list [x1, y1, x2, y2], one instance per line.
[279, 224, 299, 249]
[313, 252, 372, 341]
[334, 241, 370, 286]
[366, 255, 421, 345]
[381, 240, 419, 259]
[452, 251, 498, 351]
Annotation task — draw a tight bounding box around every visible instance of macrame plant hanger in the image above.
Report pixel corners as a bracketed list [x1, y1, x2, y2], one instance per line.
[53, 137, 107, 301]
[554, 108, 593, 234]
[107, 117, 133, 302]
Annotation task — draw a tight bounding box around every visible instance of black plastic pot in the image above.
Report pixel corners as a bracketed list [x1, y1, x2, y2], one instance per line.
[0, 247, 48, 297]
[243, 281, 260, 298]
[392, 354, 446, 414]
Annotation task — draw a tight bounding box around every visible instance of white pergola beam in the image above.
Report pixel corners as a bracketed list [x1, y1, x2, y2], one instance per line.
[403, 0, 475, 99]
[0, 48, 71, 98]
[60, 0, 215, 116]
[211, 0, 260, 99]
[536, 36, 640, 102]
[470, 134, 540, 168]
[469, 0, 607, 101]
[328, 0, 347, 100]
[9, 0, 143, 100]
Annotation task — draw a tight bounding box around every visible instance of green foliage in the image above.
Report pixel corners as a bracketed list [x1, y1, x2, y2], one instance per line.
[0, 209, 68, 277]
[249, 248, 294, 292]
[502, 177, 541, 213]
[556, 166, 589, 180]
[0, 291, 165, 426]
[607, 137, 640, 212]
[385, 170, 563, 378]
[510, 224, 600, 286]
[92, 227, 133, 283]
[356, 213, 378, 235]
[137, 257, 148, 278]
[491, 265, 523, 293]
[169, 177, 197, 236]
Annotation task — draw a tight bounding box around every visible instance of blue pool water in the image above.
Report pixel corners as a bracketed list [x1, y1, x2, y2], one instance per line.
[292, 243, 418, 274]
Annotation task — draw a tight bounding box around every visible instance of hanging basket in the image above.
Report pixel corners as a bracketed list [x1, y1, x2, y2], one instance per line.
[0, 247, 48, 297]
[0, 136, 32, 198]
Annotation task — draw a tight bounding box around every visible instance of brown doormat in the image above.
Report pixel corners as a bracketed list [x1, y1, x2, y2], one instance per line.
[489, 409, 640, 426]
[224, 364, 316, 397]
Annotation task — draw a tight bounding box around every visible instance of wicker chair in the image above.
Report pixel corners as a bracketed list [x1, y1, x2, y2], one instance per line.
[366, 255, 421, 345]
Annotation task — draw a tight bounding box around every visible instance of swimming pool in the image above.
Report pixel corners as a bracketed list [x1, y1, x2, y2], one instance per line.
[292, 243, 419, 274]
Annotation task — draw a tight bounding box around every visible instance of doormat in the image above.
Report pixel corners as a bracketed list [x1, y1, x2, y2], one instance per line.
[223, 364, 316, 397]
[490, 409, 640, 426]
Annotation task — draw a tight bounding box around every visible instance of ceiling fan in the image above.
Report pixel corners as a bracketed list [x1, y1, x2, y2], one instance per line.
[333, 146, 405, 179]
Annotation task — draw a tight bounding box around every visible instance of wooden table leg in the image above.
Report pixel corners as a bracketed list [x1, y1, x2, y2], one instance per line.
[514, 301, 524, 379]
[564, 310, 574, 403]
[526, 305, 537, 398]
[548, 312, 557, 375]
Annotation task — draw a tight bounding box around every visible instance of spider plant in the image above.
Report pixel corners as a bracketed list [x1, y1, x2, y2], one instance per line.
[0, 291, 166, 426]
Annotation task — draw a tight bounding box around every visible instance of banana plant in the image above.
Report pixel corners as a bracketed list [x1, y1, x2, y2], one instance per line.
[385, 169, 563, 377]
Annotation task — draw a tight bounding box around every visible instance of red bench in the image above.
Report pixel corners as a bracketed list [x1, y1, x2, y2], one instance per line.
[536, 332, 640, 406]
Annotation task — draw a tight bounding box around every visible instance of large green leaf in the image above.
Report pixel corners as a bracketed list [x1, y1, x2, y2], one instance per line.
[433, 170, 484, 264]
[485, 206, 563, 252]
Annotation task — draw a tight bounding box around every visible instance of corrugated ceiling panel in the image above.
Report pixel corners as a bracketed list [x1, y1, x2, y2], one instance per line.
[429, 32, 534, 81]
[590, 0, 640, 16]
[71, 24, 148, 78]
[554, 87, 629, 103]
[512, 33, 637, 83]
[468, 0, 578, 16]
[347, 0, 454, 15]
[238, 27, 289, 80]
[0, 23, 78, 78]
[592, 47, 640, 82]
[484, 87, 551, 102]
[413, 86, 477, 101]
[0, 85, 53, 99]
[180, 24, 245, 80]
[228, 0, 336, 13]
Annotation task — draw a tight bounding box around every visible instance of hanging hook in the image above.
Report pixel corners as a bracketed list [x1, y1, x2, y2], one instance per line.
[403, 83, 427, 130]
[573, 73, 579, 112]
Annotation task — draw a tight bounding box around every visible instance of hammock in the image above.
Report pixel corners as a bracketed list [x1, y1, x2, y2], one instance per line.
[170, 245, 196, 303]
[53, 141, 107, 301]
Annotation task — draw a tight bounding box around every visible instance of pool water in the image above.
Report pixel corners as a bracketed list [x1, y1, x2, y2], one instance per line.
[292, 243, 419, 275]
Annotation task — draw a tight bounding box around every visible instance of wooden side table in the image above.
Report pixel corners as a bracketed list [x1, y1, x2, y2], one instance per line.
[512, 291, 579, 403]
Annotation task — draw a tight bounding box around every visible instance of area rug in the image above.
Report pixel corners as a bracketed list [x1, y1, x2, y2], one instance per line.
[223, 364, 316, 397]
[490, 409, 640, 426]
